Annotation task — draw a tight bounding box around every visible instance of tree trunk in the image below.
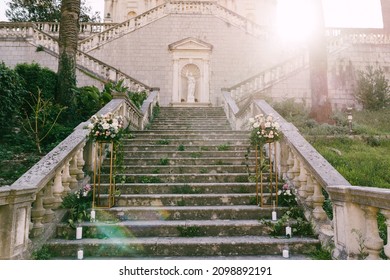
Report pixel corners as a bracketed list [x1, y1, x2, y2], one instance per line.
[308, 0, 333, 123]
[56, 0, 80, 107]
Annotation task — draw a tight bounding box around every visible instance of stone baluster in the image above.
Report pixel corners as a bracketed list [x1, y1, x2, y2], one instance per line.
[291, 154, 300, 185]
[285, 150, 294, 180]
[76, 147, 85, 180]
[62, 160, 72, 195]
[69, 155, 79, 189]
[311, 181, 327, 221]
[296, 162, 307, 199]
[362, 206, 383, 260]
[381, 209, 390, 259]
[30, 190, 45, 237]
[305, 175, 315, 208]
[52, 169, 64, 208]
[42, 180, 55, 223]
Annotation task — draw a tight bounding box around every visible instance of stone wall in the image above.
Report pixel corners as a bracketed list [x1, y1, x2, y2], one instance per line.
[0, 40, 104, 89]
[88, 14, 282, 106]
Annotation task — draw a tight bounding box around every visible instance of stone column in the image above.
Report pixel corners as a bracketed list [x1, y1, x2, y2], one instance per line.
[172, 59, 180, 103]
[0, 187, 36, 259]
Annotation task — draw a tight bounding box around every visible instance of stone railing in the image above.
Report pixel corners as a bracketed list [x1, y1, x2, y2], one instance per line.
[79, 0, 268, 52]
[33, 22, 117, 39]
[224, 52, 309, 105]
[0, 23, 152, 93]
[0, 90, 159, 260]
[222, 94, 390, 260]
[326, 28, 390, 54]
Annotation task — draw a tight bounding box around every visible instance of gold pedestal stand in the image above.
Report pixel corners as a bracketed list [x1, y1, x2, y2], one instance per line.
[92, 141, 116, 208]
[256, 141, 278, 207]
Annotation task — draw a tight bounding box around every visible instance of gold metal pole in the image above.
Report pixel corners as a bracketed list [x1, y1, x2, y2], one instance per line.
[255, 145, 259, 205]
[260, 144, 264, 207]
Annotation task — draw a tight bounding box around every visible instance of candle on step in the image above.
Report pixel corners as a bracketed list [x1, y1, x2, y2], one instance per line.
[76, 226, 82, 239]
[90, 209, 96, 222]
[77, 249, 83, 260]
[282, 249, 289, 258]
[271, 200, 277, 221]
[286, 225, 292, 237]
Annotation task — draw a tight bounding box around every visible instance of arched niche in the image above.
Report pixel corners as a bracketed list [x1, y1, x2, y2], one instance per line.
[169, 37, 213, 107]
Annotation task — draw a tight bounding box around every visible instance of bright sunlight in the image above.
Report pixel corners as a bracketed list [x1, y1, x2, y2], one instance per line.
[276, 0, 383, 44]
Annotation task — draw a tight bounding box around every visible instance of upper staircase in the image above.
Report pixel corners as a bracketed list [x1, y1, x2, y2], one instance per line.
[46, 107, 319, 259]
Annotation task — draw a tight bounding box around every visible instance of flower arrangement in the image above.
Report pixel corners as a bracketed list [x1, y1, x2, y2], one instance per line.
[278, 182, 298, 207]
[61, 184, 93, 227]
[87, 113, 124, 142]
[249, 114, 280, 146]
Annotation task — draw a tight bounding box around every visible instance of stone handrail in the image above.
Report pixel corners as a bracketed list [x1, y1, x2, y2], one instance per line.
[0, 23, 152, 93]
[79, 0, 268, 52]
[224, 52, 309, 104]
[33, 22, 117, 39]
[0, 91, 159, 259]
[222, 95, 390, 260]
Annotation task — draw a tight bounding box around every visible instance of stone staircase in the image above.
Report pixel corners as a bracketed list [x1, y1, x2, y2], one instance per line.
[46, 107, 319, 259]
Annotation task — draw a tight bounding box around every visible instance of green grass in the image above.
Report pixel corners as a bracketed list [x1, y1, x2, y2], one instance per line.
[310, 137, 390, 188]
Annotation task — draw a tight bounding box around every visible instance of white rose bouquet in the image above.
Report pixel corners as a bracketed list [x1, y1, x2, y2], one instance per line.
[249, 113, 281, 146]
[87, 113, 124, 142]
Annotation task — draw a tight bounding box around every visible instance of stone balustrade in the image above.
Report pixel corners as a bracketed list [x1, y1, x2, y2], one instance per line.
[0, 91, 159, 259]
[223, 94, 390, 259]
[79, 0, 268, 52]
[0, 23, 151, 94]
[225, 53, 309, 104]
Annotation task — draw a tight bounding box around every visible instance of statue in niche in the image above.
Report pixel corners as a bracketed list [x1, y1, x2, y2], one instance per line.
[186, 71, 196, 102]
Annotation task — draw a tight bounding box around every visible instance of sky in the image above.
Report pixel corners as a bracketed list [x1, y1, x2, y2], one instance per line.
[0, 0, 384, 29]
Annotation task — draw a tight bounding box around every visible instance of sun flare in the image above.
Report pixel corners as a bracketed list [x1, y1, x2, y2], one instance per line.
[276, 0, 317, 44]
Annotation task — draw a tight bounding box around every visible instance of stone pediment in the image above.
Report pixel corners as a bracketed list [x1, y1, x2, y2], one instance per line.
[168, 37, 213, 51]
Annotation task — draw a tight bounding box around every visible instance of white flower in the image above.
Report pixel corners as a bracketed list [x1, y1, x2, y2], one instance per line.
[264, 122, 271, 128]
[253, 123, 260, 128]
[102, 123, 110, 130]
[87, 123, 94, 129]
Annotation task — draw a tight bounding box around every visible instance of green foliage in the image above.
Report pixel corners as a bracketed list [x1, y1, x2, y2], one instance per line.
[6, 0, 101, 22]
[31, 245, 52, 260]
[14, 63, 58, 103]
[311, 137, 390, 188]
[128, 91, 148, 109]
[310, 244, 333, 260]
[22, 89, 67, 154]
[177, 226, 203, 237]
[178, 144, 185, 151]
[354, 66, 390, 110]
[72, 85, 112, 121]
[156, 139, 170, 145]
[61, 185, 93, 227]
[159, 158, 169, 166]
[0, 62, 26, 130]
[217, 144, 231, 151]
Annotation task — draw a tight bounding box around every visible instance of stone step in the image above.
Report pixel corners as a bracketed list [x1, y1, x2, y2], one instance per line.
[104, 173, 252, 183]
[131, 130, 249, 136]
[124, 139, 250, 146]
[117, 150, 252, 159]
[103, 164, 254, 174]
[46, 236, 319, 258]
[109, 193, 262, 207]
[122, 144, 251, 152]
[95, 205, 278, 221]
[112, 182, 260, 194]
[118, 157, 253, 166]
[56, 220, 273, 239]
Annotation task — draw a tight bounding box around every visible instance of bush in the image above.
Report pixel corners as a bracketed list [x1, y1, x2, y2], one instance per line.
[72, 85, 112, 121]
[0, 62, 26, 130]
[354, 66, 390, 110]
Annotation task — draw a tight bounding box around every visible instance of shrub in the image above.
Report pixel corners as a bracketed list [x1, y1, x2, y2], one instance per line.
[354, 66, 390, 110]
[0, 62, 26, 130]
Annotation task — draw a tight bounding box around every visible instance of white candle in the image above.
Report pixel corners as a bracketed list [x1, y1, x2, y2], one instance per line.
[272, 210, 277, 221]
[76, 226, 82, 239]
[77, 249, 83, 260]
[90, 210, 96, 222]
[286, 226, 292, 237]
[282, 249, 289, 258]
